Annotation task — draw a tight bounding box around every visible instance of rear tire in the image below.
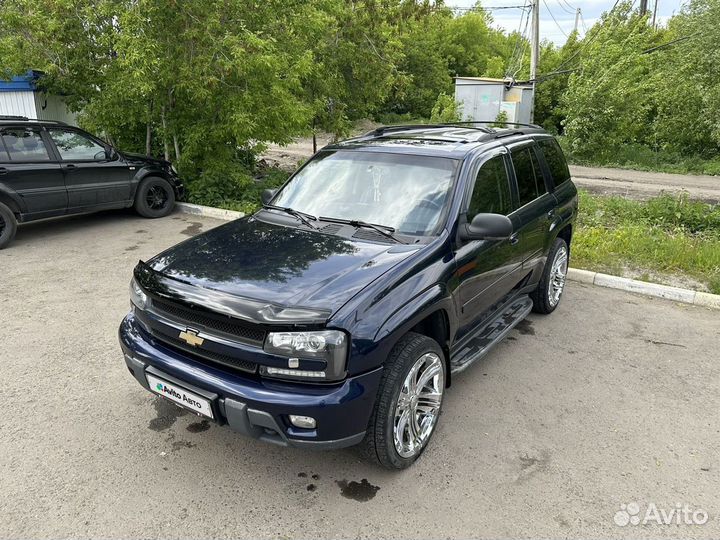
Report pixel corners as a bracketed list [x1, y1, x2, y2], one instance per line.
[530, 237, 569, 314]
[360, 332, 446, 469]
[134, 177, 176, 218]
[0, 202, 17, 249]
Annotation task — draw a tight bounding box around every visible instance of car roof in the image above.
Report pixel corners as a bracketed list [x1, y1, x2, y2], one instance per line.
[325, 123, 551, 159]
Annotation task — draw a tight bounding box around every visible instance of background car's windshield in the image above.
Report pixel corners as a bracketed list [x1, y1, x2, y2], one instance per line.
[272, 150, 458, 236]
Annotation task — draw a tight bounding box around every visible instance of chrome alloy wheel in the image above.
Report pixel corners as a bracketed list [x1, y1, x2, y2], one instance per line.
[393, 352, 444, 458]
[548, 245, 568, 307]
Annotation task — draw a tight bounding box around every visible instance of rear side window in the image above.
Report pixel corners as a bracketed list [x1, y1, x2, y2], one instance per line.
[538, 139, 570, 185]
[511, 147, 545, 207]
[467, 155, 512, 219]
[1, 128, 51, 162]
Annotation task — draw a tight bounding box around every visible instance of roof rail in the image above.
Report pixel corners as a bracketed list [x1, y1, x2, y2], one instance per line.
[363, 123, 496, 138]
[442, 120, 542, 129]
[0, 116, 68, 125]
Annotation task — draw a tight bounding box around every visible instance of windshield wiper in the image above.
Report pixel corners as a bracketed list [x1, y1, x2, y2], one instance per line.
[318, 216, 405, 244]
[263, 204, 318, 230]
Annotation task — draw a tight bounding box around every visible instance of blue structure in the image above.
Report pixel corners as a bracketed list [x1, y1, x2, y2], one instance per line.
[0, 70, 76, 124]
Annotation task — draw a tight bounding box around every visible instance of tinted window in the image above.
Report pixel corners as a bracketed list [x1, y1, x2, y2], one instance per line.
[1, 128, 51, 161]
[48, 129, 106, 160]
[511, 147, 545, 207]
[538, 139, 570, 185]
[530, 147, 547, 196]
[468, 155, 511, 219]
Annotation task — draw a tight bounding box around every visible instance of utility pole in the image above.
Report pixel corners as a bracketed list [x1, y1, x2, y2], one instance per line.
[573, 8, 581, 33]
[529, 0, 540, 122]
[652, 0, 658, 27]
[639, 0, 648, 15]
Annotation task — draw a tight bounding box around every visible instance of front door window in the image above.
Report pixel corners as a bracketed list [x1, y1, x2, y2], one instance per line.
[48, 129, 107, 161]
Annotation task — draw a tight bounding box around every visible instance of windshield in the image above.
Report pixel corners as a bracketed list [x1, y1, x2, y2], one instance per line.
[272, 150, 458, 236]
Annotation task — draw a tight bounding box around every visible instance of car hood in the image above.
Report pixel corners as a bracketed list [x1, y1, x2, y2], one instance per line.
[145, 217, 421, 317]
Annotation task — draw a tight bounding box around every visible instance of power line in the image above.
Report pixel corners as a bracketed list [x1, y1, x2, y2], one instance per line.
[542, 0, 569, 37]
[445, 4, 529, 11]
[507, 0, 532, 78]
[550, 0, 624, 74]
[555, 0, 577, 16]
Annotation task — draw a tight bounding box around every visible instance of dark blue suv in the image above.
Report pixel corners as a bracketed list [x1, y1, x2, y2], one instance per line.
[119, 123, 577, 469]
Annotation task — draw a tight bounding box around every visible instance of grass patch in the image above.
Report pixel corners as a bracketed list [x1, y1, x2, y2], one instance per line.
[557, 137, 720, 176]
[573, 191, 720, 294]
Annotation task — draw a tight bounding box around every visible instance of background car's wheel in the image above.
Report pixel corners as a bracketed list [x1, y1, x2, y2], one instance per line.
[134, 177, 176, 218]
[0, 202, 18, 249]
[361, 332, 446, 469]
[530, 237, 569, 314]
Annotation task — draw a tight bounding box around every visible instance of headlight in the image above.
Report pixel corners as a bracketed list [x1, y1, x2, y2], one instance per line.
[129, 278, 148, 310]
[262, 330, 347, 381]
[169, 164, 178, 175]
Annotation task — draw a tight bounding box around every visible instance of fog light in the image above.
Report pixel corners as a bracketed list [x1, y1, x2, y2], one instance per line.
[289, 415, 316, 429]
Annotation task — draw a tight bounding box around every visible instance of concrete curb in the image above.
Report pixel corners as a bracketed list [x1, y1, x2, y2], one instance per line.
[173, 202, 720, 311]
[176, 202, 245, 221]
[567, 268, 720, 310]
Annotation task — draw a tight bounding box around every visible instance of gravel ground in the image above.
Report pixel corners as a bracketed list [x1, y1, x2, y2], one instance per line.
[1, 210, 719, 539]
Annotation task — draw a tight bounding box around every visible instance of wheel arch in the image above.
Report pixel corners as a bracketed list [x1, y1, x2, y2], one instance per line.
[0, 191, 23, 218]
[131, 169, 179, 200]
[373, 285, 456, 388]
[409, 309, 453, 387]
[556, 222, 572, 248]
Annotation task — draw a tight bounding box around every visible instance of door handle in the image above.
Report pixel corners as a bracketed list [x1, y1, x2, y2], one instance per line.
[0, 167, 7, 175]
[509, 233, 519, 245]
[63, 164, 76, 169]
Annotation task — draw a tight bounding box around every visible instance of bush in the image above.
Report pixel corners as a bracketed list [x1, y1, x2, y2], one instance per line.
[185, 161, 290, 214]
[430, 92, 461, 123]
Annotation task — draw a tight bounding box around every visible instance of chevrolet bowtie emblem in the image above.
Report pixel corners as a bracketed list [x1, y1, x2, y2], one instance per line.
[179, 328, 204, 347]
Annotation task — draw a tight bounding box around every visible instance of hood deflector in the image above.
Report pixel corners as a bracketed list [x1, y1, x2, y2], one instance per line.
[134, 261, 332, 325]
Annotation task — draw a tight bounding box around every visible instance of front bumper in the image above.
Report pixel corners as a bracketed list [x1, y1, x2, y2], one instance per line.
[119, 313, 381, 449]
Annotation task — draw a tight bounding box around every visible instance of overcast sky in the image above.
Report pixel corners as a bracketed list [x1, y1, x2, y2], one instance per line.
[449, 0, 686, 44]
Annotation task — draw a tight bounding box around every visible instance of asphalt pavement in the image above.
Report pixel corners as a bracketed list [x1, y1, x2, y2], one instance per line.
[1, 210, 719, 539]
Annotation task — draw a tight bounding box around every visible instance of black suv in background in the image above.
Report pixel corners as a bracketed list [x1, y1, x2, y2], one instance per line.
[119, 122, 578, 469]
[0, 116, 184, 248]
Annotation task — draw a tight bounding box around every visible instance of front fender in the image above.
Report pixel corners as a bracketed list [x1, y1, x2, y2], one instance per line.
[375, 284, 455, 343]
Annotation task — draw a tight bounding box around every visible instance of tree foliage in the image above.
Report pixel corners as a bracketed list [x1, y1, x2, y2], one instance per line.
[0, 0, 714, 185]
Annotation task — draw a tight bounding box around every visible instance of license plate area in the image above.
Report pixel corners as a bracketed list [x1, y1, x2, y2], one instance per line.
[146, 371, 215, 419]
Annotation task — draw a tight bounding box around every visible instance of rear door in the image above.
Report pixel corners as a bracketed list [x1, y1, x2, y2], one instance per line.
[0, 126, 66, 219]
[454, 149, 525, 338]
[46, 127, 132, 211]
[507, 143, 556, 273]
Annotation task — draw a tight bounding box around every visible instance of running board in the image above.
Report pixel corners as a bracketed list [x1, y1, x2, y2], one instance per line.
[450, 295, 533, 374]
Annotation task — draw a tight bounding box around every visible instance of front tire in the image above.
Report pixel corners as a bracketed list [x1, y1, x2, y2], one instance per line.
[0, 202, 18, 249]
[530, 237, 569, 314]
[134, 177, 176, 218]
[361, 332, 446, 469]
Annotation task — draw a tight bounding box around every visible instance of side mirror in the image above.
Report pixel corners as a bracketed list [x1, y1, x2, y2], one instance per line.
[261, 188, 277, 205]
[459, 213, 513, 241]
[106, 147, 118, 160]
